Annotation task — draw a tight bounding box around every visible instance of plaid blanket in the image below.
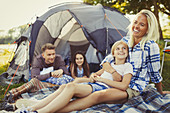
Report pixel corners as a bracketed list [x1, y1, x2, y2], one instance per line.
[21, 86, 59, 100]
[21, 84, 170, 113]
[46, 74, 74, 85]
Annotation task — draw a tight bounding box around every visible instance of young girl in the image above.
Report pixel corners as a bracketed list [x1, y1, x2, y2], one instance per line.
[69, 51, 90, 78]
[17, 40, 133, 113]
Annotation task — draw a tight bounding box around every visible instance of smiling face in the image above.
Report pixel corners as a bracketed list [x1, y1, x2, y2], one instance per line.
[75, 54, 84, 67]
[113, 44, 128, 61]
[42, 49, 55, 64]
[132, 14, 148, 39]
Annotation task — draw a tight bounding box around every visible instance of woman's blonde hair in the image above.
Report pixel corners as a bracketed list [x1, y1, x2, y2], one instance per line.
[127, 9, 159, 50]
[111, 40, 129, 59]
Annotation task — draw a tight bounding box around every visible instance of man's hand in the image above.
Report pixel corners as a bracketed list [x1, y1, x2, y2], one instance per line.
[51, 69, 63, 78]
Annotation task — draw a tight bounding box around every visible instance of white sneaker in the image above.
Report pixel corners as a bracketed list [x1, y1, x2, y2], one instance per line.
[16, 99, 38, 109]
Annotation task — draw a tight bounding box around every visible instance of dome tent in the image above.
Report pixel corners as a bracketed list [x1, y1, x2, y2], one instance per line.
[0, 2, 130, 84]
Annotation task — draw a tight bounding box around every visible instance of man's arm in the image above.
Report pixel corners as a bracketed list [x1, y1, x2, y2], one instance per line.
[102, 62, 122, 82]
[56, 55, 69, 75]
[31, 56, 51, 80]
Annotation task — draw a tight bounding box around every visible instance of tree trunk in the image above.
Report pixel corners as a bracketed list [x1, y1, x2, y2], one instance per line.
[153, 0, 163, 40]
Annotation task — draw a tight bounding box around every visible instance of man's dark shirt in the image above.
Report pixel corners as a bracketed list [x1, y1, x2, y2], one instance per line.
[31, 54, 69, 81]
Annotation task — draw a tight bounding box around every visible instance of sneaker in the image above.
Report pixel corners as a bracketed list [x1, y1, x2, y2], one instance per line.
[1, 101, 16, 111]
[16, 99, 38, 109]
[5, 91, 15, 103]
[0, 72, 8, 86]
[15, 106, 38, 113]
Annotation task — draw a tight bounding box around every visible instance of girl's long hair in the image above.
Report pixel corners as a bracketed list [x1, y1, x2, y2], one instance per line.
[70, 51, 90, 77]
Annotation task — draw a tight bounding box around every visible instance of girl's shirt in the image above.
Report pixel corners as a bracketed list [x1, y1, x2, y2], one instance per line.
[98, 62, 133, 88]
[77, 67, 84, 77]
[67, 66, 84, 78]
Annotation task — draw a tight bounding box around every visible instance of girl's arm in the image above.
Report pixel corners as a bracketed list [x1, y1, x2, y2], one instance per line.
[95, 73, 132, 91]
[102, 62, 122, 82]
[73, 78, 90, 83]
[95, 68, 104, 75]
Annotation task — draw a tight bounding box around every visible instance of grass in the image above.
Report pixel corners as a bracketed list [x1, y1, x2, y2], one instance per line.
[0, 83, 24, 102]
[0, 40, 169, 102]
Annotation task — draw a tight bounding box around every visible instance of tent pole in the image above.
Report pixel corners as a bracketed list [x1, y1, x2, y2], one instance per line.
[106, 27, 109, 55]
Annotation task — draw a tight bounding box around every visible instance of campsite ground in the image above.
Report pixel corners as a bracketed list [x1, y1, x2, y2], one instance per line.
[0, 40, 170, 104]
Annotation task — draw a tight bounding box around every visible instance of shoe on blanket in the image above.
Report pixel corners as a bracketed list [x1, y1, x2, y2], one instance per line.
[15, 107, 38, 113]
[16, 99, 38, 109]
[4, 91, 15, 103]
[0, 101, 16, 111]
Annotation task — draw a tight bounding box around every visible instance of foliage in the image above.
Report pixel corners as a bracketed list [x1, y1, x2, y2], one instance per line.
[84, 0, 170, 15]
[0, 83, 25, 102]
[0, 24, 28, 44]
[0, 36, 13, 44]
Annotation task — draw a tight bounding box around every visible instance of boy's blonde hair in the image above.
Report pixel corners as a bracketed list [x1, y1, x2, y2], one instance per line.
[127, 9, 159, 50]
[111, 40, 129, 56]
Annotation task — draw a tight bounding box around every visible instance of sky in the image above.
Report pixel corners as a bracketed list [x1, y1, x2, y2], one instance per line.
[0, 0, 169, 30]
[0, 0, 82, 30]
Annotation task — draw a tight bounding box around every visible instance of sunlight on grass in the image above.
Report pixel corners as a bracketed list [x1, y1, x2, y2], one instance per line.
[0, 44, 16, 72]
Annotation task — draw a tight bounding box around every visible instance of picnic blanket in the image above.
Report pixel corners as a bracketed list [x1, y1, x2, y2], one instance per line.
[19, 84, 170, 113]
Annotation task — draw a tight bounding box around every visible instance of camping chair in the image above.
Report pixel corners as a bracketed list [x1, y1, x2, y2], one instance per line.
[160, 39, 170, 75]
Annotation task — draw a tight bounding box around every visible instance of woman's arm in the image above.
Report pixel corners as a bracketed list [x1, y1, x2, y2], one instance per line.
[95, 73, 132, 91]
[95, 68, 104, 75]
[102, 62, 122, 82]
[153, 82, 170, 95]
[155, 82, 164, 95]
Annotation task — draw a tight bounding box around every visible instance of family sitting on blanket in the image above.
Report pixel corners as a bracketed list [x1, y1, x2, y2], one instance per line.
[2, 44, 90, 111]
[16, 9, 170, 113]
[17, 40, 133, 113]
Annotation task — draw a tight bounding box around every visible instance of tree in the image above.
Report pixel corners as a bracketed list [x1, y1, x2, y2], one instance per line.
[0, 24, 28, 44]
[84, 0, 170, 40]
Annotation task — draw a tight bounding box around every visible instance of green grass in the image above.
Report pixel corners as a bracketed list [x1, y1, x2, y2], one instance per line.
[0, 40, 169, 102]
[0, 83, 24, 102]
[160, 53, 170, 91]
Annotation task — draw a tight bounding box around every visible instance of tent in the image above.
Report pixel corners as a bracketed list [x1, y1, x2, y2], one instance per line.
[0, 2, 130, 83]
